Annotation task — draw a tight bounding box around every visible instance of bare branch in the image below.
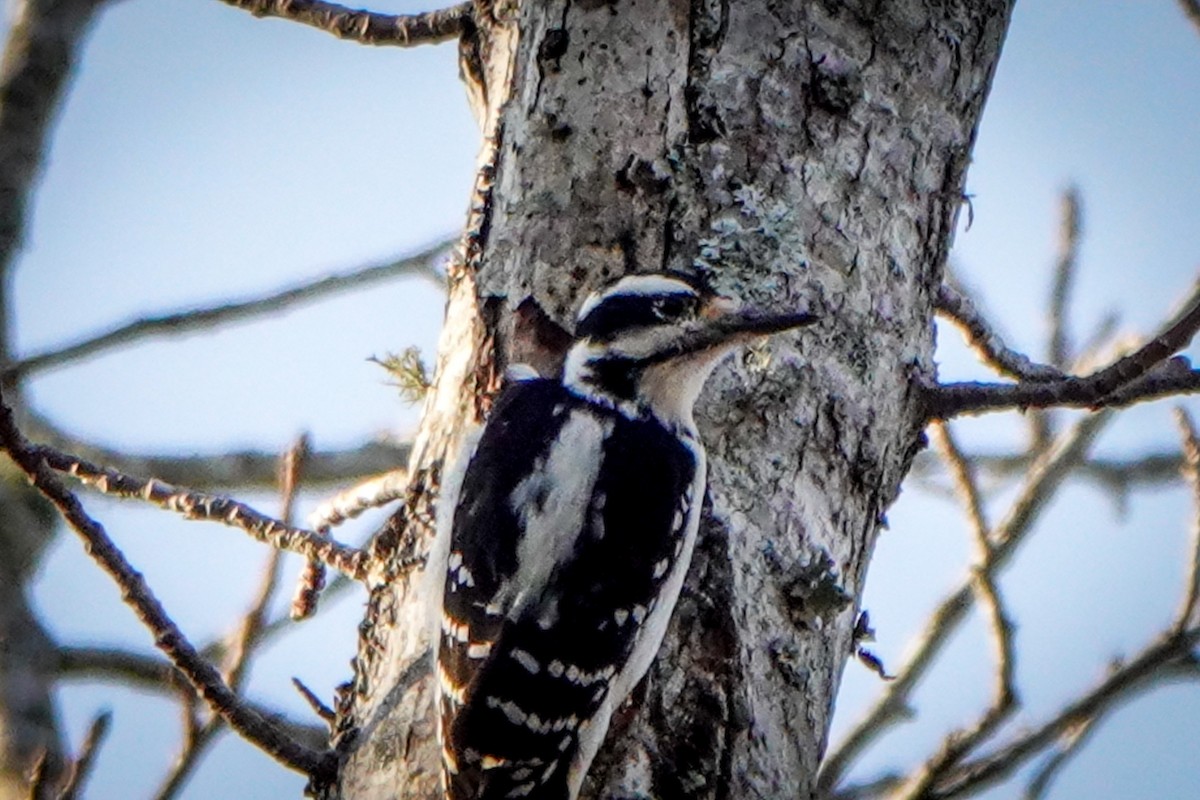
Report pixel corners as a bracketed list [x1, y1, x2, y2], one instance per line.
[309, 468, 410, 531]
[935, 283, 1066, 382]
[290, 537, 329, 621]
[895, 424, 1019, 798]
[23, 410, 410, 490]
[56, 646, 185, 692]
[818, 412, 1111, 793]
[292, 678, 336, 724]
[224, 437, 308, 692]
[934, 632, 1200, 798]
[4, 240, 451, 382]
[292, 468, 407, 619]
[32, 442, 370, 580]
[156, 441, 313, 796]
[216, 0, 471, 46]
[832, 773, 904, 800]
[924, 412, 1200, 797]
[1022, 716, 1097, 800]
[53, 647, 329, 748]
[55, 710, 111, 800]
[909, 447, 1186, 497]
[929, 276, 1200, 419]
[1048, 187, 1081, 370]
[0, 394, 333, 778]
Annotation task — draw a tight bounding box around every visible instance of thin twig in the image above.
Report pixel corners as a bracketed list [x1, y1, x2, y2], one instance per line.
[909, 447, 1185, 496]
[292, 678, 336, 724]
[216, 0, 471, 46]
[154, 436, 309, 798]
[934, 283, 1065, 382]
[1047, 187, 1081, 370]
[925, 412, 1200, 797]
[818, 412, 1111, 793]
[930, 276, 1200, 419]
[934, 631, 1200, 798]
[308, 469, 409, 531]
[32, 442, 370, 580]
[4, 240, 451, 382]
[0, 395, 333, 779]
[1028, 188, 1083, 448]
[1022, 716, 1097, 800]
[290, 543, 328, 621]
[227, 436, 309, 686]
[56, 710, 112, 800]
[53, 648, 327, 745]
[896, 424, 1018, 798]
[292, 468, 405, 619]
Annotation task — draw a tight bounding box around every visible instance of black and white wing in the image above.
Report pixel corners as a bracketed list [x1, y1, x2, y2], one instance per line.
[435, 379, 701, 800]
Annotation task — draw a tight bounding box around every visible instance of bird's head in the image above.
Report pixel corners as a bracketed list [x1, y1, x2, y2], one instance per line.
[563, 272, 817, 429]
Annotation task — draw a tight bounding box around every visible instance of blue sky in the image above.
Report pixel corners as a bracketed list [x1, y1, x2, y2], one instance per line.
[9, 1, 1200, 797]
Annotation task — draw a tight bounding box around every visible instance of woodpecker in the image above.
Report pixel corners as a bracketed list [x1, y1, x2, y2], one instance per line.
[430, 272, 816, 800]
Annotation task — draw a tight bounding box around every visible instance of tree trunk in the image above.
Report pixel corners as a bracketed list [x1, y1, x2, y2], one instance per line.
[327, 2, 1015, 797]
[0, 1, 106, 795]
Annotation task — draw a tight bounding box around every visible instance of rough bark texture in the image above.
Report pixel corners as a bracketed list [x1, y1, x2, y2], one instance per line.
[329, 2, 1014, 798]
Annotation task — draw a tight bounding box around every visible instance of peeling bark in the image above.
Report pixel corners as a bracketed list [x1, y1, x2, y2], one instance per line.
[329, 1, 1015, 797]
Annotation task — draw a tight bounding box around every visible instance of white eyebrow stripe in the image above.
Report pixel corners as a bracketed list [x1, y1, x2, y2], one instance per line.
[576, 275, 698, 320]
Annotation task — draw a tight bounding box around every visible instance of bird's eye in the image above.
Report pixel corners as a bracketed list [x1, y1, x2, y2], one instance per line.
[653, 295, 695, 321]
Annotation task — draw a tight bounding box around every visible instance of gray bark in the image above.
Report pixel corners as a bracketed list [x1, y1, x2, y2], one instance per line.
[329, 2, 1015, 797]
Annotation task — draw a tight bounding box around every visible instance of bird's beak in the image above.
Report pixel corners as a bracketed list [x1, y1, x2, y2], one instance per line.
[652, 296, 818, 362]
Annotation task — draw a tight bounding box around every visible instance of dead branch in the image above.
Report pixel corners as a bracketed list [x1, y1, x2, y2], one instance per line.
[3, 240, 450, 383]
[874, 408, 1200, 798]
[929, 275, 1200, 419]
[56, 646, 185, 692]
[216, 0, 471, 46]
[0, 395, 333, 779]
[31, 441, 370, 580]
